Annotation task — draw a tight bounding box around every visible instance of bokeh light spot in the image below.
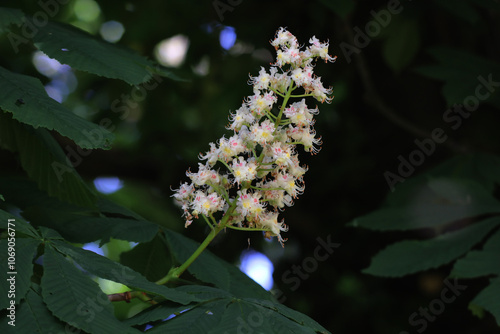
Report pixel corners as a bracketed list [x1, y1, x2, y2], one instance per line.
[74, 0, 101, 22]
[94, 177, 124, 194]
[100, 21, 125, 43]
[239, 250, 274, 290]
[219, 26, 236, 50]
[154, 35, 190, 67]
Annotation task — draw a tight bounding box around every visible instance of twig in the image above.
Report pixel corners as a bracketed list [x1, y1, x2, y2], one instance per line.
[342, 20, 468, 154]
[107, 291, 156, 304]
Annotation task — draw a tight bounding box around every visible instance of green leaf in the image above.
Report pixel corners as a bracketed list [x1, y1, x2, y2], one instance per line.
[125, 285, 329, 333]
[363, 216, 500, 277]
[250, 298, 331, 333]
[414, 47, 500, 106]
[382, 18, 420, 73]
[120, 235, 171, 282]
[0, 7, 24, 34]
[32, 21, 177, 85]
[164, 230, 230, 290]
[350, 178, 500, 231]
[0, 113, 98, 207]
[144, 296, 329, 333]
[0, 284, 68, 333]
[123, 301, 194, 326]
[0, 238, 40, 309]
[471, 277, 500, 326]
[147, 299, 229, 334]
[0, 209, 39, 238]
[97, 197, 146, 220]
[39, 226, 65, 241]
[0, 67, 113, 149]
[163, 229, 272, 300]
[451, 228, 500, 278]
[175, 285, 234, 301]
[24, 206, 159, 244]
[398, 154, 500, 196]
[52, 240, 196, 305]
[317, 0, 355, 19]
[0, 176, 89, 212]
[41, 245, 141, 334]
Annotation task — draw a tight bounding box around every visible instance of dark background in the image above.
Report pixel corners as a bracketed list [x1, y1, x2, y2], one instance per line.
[4, 0, 500, 333]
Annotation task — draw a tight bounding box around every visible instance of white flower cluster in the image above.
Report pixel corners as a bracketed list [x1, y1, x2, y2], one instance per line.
[173, 27, 336, 245]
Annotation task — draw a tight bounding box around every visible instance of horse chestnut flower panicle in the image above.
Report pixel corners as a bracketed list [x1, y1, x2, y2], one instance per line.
[172, 27, 335, 246]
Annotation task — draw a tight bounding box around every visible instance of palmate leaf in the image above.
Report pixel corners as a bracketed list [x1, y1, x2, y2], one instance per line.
[0, 176, 89, 212]
[363, 216, 500, 277]
[32, 20, 179, 85]
[471, 277, 500, 326]
[0, 113, 97, 207]
[51, 240, 195, 305]
[0, 238, 40, 310]
[62, 215, 158, 245]
[350, 177, 500, 231]
[23, 205, 159, 244]
[0, 177, 159, 245]
[0, 208, 38, 238]
[149, 297, 328, 334]
[126, 286, 330, 334]
[0, 66, 113, 149]
[451, 228, 500, 278]
[41, 245, 141, 334]
[120, 234, 171, 282]
[163, 229, 272, 300]
[123, 301, 195, 327]
[164, 230, 230, 291]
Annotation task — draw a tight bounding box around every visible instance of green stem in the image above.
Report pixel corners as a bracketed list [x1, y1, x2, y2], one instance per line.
[155, 200, 237, 285]
[274, 81, 295, 130]
[289, 93, 312, 98]
[201, 214, 214, 229]
[218, 158, 234, 175]
[226, 225, 272, 232]
[249, 185, 283, 191]
[156, 226, 221, 285]
[269, 87, 286, 98]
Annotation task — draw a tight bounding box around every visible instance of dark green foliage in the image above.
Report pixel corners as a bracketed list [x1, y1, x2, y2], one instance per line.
[1, 1, 500, 333]
[0, 5, 331, 333]
[353, 154, 500, 325]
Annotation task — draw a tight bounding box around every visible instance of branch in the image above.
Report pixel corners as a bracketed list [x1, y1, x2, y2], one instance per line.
[342, 20, 468, 154]
[107, 291, 156, 304]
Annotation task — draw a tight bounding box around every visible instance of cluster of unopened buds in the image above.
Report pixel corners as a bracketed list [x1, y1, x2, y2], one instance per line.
[173, 27, 336, 246]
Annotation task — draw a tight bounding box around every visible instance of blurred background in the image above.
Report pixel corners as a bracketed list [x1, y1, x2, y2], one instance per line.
[3, 0, 500, 333]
